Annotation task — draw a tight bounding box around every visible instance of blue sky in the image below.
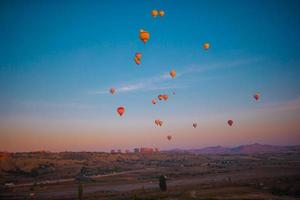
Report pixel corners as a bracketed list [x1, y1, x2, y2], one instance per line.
[0, 0, 300, 151]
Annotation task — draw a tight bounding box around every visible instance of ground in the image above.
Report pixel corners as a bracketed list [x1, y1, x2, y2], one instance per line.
[1, 152, 300, 199]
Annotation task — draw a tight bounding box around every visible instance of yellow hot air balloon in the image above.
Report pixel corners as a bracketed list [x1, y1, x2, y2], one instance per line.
[159, 10, 165, 17]
[203, 43, 210, 50]
[139, 29, 150, 44]
[151, 10, 158, 17]
[170, 69, 176, 78]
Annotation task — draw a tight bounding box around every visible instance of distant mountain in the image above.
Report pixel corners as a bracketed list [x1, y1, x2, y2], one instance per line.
[169, 143, 300, 154]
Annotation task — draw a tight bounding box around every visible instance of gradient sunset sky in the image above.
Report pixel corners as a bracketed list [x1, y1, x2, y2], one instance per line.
[1, 0, 300, 152]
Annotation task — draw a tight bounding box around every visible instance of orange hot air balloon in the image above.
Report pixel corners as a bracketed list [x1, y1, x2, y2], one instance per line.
[152, 99, 157, 105]
[151, 10, 158, 17]
[193, 123, 197, 128]
[163, 94, 168, 101]
[117, 107, 125, 116]
[170, 69, 176, 78]
[134, 57, 141, 65]
[139, 29, 150, 44]
[159, 10, 165, 17]
[135, 53, 142, 60]
[109, 88, 116, 94]
[158, 94, 163, 100]
[203, 43, 210, 50]
[253, 93, 260, 101]
[227, 119, 233, 126]
[167, 135, 172, 141]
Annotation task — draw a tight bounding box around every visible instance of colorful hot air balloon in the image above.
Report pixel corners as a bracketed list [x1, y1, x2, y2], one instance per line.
[151, 10, 158, 17]
[170, 69, 176, 78]
[203, 43, 210, 50]
[253, 93, 260, 101]
[152, 99, 157, 105]
[134, 57, 141, 65]
[135, 53, 142, 60]
[109, 88, 116, 94]
[159, 10, 165, 17]
[158, 94, 163, 101]
[139, 29, 150, 44]
[227, 119, 233, 126]
[167, 135, 172, 141]
[193, 123, 197, 128]
[117, 107, 125, 116]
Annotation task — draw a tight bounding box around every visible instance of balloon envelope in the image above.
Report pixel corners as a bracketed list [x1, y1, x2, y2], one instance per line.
[159, 10, 165, 17]
[167, 135, 172, 140]
[193, 123, 197, 128]
[158, 95, 163, 100]
[139, 29, 150, 43]
[117, 107, 125, 116]
[152, 99, 157, 104]
[170, 69, 176, 78]
[253, 93, 260, 101]
[151, 10, 158, 17]
[203, 43, 210, 50]
[227, 120, 233, 126]
[109, 88, 116, 94]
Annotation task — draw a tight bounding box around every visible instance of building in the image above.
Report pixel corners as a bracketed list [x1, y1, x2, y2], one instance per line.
[134, 148, 140, 153]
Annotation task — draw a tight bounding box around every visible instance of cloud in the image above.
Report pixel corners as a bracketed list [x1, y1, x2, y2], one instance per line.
[90, 58, 258, 95]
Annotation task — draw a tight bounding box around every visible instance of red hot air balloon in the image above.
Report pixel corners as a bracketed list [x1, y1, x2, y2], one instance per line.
[167, 135, 172, 141]
[152, 99, 157, 104]
[117, 107, 125, 116]
[193, 123, 197, 128]
[227, 119, 233, 126]
[253, 93, 260, 101]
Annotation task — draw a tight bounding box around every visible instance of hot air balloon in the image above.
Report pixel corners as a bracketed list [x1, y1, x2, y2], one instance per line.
[151, 10, 158, 17]
[135, 53, 142, 60]
[172, 91, 176, 95]
[158, 94, 163, 100]
[163, 94, 168, 101]
[193, 123, 197, 128]
[139, 29, 150, 44]
[167, 135, 172, 141]
[152, 99, 157, 104]
[158, 120, 163, 126]
[253, 93, 260, 101]
[170, 69, 176, 78]
[134, 57, 141, 65]
[227, 120, 233, 126]
[117, 107, 125, 116]
[155, 120, 160, 126]
[203, 43, 210, 50]
[159, 10, 165, 17]
[109, 88, 116, 94]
